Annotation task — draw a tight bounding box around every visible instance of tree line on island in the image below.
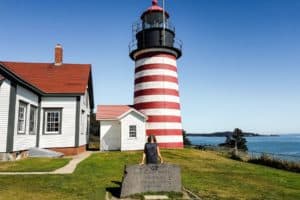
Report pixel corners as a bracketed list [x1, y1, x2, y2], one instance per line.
[186, 131, 261, 137]
[183, 128, 248, 151]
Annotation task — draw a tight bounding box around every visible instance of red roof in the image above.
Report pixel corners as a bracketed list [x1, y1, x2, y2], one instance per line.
[96, 105, 132, 120]
[0, 61, 91, 94]
[96, 105, 147, 120]
[141, 0, 169, 19]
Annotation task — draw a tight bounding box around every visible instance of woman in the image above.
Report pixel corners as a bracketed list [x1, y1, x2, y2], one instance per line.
[140, 135, 163, 165]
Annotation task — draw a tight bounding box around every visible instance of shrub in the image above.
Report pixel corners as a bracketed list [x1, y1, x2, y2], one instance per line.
[248, 153, 300, 173]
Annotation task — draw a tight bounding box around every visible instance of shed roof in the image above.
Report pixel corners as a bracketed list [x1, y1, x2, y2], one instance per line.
[96, 105, 147, 121]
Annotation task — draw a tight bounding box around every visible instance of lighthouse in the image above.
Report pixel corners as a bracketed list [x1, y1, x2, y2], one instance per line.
[129, 0, 183, 148]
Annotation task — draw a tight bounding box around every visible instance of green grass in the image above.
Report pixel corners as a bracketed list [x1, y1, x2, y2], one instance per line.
[0, 149, 299, 200]
[0, 158, 71, 172]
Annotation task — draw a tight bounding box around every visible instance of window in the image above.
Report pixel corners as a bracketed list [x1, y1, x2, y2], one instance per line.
[86, 115, 90, 135]
[81, 110, 85, 134]
[129, 125, 137, 138]
[29, 105, 38, 135]
[18, 101, 27, 134]
[44, 109, 62, 134]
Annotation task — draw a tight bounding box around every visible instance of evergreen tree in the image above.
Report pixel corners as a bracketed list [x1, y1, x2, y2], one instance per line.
[219, 128, 248, 151]
[182, 130, 191, 146]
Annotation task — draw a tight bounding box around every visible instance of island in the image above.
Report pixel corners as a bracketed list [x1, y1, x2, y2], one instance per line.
[186, 131, 278, 137]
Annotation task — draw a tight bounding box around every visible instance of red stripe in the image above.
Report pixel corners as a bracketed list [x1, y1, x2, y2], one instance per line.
[135, 75, 178, 84]
[158, 142, 184, 149]
[147, 116, 182, 123]
[135, 64, 177, 73]
[134, 102, 180, 109]
[134, 89, 179, 97]
[136, 52, 176, 60]
[146, 129, 183, 136]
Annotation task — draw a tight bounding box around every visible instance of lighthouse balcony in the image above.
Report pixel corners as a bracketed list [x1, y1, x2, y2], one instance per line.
[129, 37, 182, 57]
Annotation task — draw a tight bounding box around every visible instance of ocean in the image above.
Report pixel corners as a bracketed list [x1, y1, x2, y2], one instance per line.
[187, 134, 300, 161]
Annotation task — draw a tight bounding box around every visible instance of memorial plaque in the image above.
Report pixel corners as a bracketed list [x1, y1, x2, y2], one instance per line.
[120, 164, 181, 198]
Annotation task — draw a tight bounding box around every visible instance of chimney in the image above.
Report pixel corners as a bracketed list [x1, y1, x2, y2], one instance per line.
[54, 44, 63, 66]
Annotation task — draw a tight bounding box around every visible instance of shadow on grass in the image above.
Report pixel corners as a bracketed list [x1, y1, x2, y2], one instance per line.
[106, 181, 122, 198]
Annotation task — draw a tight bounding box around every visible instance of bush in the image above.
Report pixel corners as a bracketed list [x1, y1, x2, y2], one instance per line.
[248, 153, 300, 173]
[230, 151, 243, 161]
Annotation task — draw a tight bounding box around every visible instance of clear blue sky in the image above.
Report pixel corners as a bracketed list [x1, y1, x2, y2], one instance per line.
[1, 0, 299, 134]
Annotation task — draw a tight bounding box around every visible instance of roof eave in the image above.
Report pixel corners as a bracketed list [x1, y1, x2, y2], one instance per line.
[117, 108, 148, 120]
[97, 118, 119, 121]
[0, 62, 90, 98]
[0, 63, 44, 95]
[88, 67, 95, 110]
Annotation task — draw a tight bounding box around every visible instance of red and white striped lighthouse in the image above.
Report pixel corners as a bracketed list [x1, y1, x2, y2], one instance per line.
[129, 0, 183, 148]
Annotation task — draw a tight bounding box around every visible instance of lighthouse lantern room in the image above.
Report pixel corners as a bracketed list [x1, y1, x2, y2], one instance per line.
[129, 0, 183, 148]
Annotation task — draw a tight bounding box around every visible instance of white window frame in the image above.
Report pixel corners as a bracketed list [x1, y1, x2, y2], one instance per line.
[29, 105, 38, 135]
[44, 109, 62, 135]
[17, 101, 28, 134]
[129, 125, 137, 138]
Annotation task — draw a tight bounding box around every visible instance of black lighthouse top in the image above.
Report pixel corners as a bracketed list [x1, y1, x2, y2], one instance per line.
[129, 0, 182, 60]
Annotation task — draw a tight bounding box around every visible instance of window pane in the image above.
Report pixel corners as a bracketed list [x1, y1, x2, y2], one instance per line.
[129, 125, 137, 138]
[18, 102, 27, 133]
[45, 110, 61, 134]
[29, 106, 37, 134]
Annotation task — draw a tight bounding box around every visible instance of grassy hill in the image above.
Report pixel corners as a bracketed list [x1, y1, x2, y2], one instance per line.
[0, 148, 299, 200]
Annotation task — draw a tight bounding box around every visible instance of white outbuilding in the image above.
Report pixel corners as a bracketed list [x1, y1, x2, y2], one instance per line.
[96, 105, 147, 151]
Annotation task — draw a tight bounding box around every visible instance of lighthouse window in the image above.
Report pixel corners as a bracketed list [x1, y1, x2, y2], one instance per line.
[129, 125, 137, 138]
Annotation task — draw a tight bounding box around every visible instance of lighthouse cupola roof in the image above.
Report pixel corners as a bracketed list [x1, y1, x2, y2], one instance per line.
[141, 0, 169, 20]
[129, 0, 182, 60]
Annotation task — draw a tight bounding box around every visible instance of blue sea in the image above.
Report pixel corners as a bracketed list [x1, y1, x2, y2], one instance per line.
[188, 134, 300, 162]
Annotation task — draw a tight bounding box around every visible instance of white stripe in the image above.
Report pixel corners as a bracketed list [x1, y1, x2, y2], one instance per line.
[133, 48, 179, 59]
[134, 95, 180, 104]
[156, 135, 183, 143]
[146, 122, 182, 130]
[134, 82, 179, 91]
[135, 57, 177, 68]
[135, 69, 178, 79]
[140, 109, 181, 116]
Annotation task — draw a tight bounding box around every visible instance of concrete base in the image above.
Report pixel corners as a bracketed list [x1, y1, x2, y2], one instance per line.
[29, 148, 64, 158]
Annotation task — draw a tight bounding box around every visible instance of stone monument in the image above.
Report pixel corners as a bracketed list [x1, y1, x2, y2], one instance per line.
[120, 164, 181, 198]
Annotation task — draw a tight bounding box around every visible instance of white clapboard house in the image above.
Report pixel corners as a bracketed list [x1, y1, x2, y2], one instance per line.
[96, 105, 147, 151]
[0, 44, 94, 156]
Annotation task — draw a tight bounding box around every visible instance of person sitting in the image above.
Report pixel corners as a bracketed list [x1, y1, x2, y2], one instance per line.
[140, 135, 163, 165]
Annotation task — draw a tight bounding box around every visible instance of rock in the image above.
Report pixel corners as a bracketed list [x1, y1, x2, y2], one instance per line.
[0, 153, 15, 161]
[28, 148, 64, 158]
[120, 164, 181, 198]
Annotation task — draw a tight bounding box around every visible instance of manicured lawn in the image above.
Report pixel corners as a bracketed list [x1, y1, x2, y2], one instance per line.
[0, 149, 299, 200]
[0, 158, 71, 172]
